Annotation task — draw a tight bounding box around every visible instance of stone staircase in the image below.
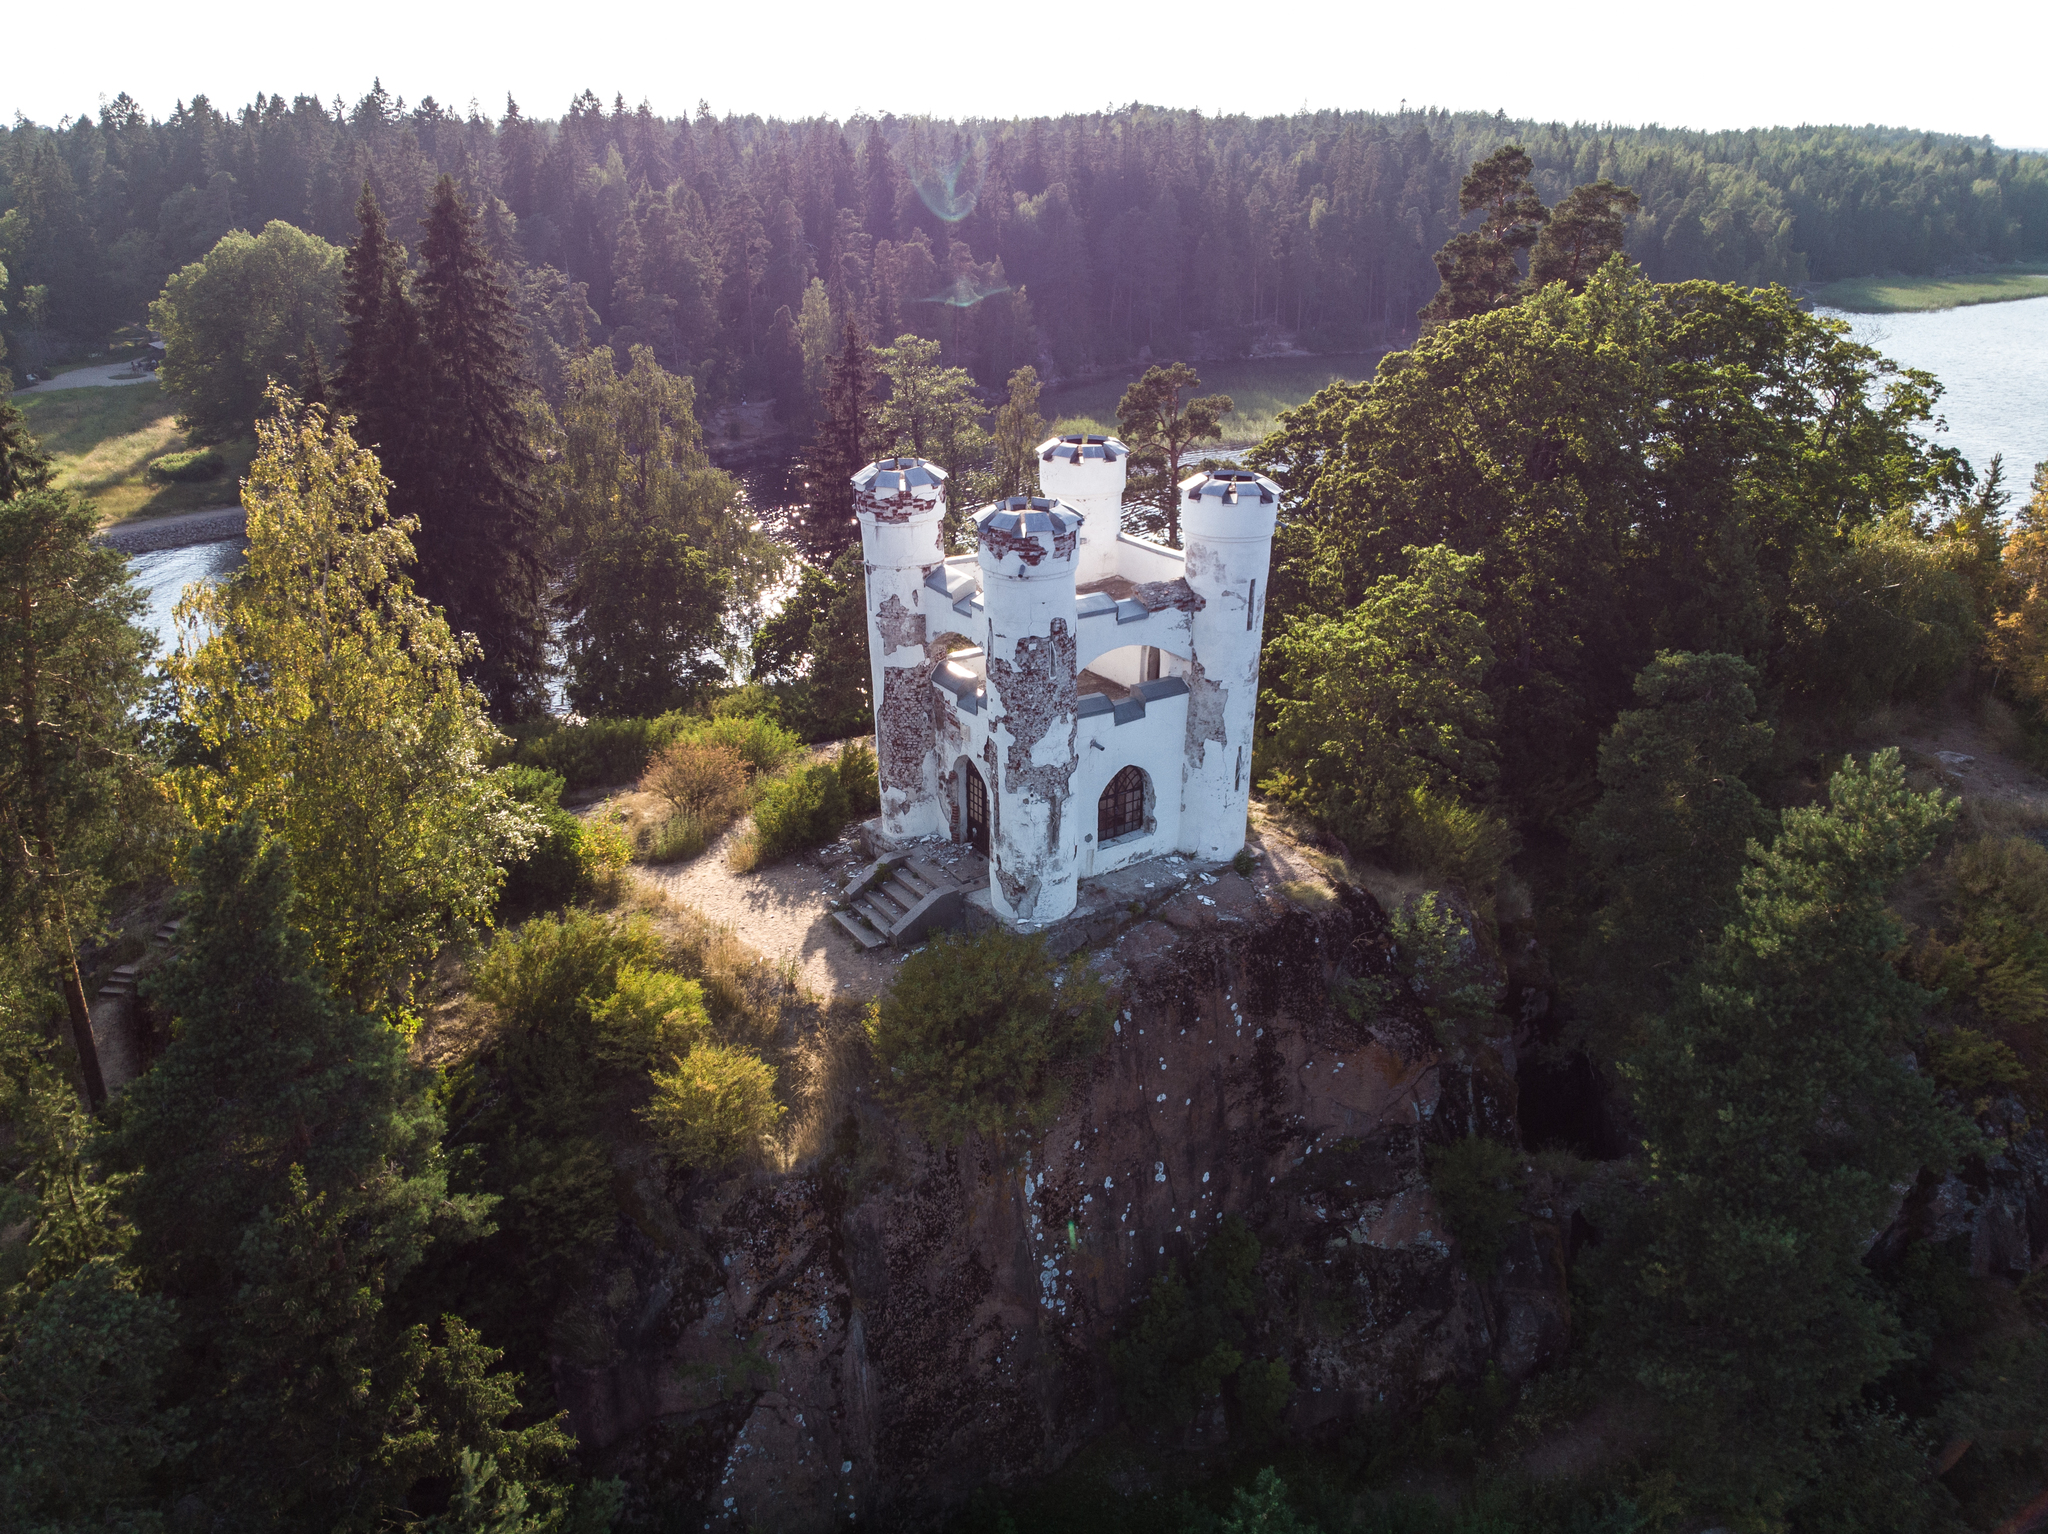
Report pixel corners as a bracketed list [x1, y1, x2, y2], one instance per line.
[831, 855, 967, 950]
[90, 915, 183, 1096]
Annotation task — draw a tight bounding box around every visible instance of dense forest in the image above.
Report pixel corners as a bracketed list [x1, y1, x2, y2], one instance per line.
[4, 88, 2048, 397]
[3, 127, 2048, 1532]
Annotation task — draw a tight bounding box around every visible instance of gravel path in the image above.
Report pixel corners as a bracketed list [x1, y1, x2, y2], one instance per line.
[15, 361, 162, 393]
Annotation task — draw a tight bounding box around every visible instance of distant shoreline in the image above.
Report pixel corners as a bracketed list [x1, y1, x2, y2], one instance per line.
[1807, 268, 2048, 314]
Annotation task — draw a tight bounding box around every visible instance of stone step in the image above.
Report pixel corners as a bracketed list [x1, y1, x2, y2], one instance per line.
[855, 895, 900, 932]
[832, 910, 888, 950]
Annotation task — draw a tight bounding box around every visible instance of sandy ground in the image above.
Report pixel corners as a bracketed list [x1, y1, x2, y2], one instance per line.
[15, 361, 161, 393]
[631, 816, 904, 1003]
[1891, 707, 2048, 816]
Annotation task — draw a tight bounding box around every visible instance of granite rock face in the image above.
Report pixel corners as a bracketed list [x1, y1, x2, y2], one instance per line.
[554, 886, 1569, 1528]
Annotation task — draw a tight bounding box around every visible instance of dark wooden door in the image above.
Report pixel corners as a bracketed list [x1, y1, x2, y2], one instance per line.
[965, 762, 990, 853]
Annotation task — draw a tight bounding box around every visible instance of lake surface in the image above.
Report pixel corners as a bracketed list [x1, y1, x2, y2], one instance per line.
[1820, 295, 2048, 484]
[128, 537, 244, 660]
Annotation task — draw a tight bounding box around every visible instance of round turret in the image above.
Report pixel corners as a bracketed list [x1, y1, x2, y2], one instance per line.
[973, 495, 1085, 929]
[973, 495, 1084, 582]
[1178, 467, 1280, 544]
[853, 456, 948, 567]
[1037, 435, 1128, 582]
[853, 457, 950, 847]
[1175, 469, 1281, 862]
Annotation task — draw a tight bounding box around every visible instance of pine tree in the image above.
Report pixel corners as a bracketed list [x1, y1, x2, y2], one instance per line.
[796, 320, 879, 557]
[1527, 181, 1641, 291]
[413, 176, 552, 718]
[1419, 145, 1551, 329]
[1115, 362, 1234, 546]
[0, 396, 56, 500]
[0, 489, 156, 1109]
[1574, 651, 1774, 1044]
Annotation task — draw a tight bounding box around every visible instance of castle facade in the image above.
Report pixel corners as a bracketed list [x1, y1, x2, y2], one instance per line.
[853, 437, 1278, 929]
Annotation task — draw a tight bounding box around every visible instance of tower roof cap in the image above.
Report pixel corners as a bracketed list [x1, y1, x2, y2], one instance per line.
[852, 457, 947, 493]
[973, 495, 1085, 537]
[1037, 433, 1129, 463]
[1180, 468, 1279, 506]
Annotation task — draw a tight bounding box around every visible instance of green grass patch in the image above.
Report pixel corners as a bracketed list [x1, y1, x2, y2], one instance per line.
[14, 380, 253, 524]
[1042, 352, 1385, 448]
[1808, 264, 2048, 313]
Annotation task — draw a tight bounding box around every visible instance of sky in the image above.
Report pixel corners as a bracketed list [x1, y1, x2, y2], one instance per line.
[11, 0, 2046, 149]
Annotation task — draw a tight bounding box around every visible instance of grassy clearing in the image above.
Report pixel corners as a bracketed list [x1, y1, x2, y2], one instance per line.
[1043, 351, 1386, 448]
[1808, 264, 2048, 313]
[14, 381, 253, 524]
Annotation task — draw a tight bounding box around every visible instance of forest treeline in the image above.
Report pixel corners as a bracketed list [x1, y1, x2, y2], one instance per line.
[4, 86, 2047, 397]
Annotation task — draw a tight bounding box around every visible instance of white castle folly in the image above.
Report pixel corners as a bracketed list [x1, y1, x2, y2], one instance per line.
[851, 436, 1278, 931]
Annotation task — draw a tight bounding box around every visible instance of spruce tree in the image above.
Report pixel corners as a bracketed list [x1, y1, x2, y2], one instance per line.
[796, 320, 878, 558]
[1604, 750, 1970, 1519]
[109, 820, 570, 1527]
[334, 182, 428, 501]
[413, 176, 551, 718]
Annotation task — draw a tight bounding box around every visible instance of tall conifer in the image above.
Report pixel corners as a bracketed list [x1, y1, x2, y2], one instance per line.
[414, 176, 550, 717]
[796, 320, 878, 558]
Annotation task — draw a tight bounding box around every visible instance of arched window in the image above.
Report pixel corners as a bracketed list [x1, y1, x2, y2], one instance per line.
[1098, 766, 1146, 843]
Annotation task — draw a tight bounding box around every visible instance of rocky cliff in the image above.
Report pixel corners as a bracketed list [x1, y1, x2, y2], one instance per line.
[554, 876, 1573, 1528]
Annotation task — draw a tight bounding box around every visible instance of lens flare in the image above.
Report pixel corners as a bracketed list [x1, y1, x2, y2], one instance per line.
[920, 273, 1013, 309]
[910, 154, 982, 224]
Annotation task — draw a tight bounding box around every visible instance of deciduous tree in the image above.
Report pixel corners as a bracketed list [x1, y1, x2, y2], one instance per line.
[540, 345, 776, 714]
[151, 220, 344, 439]
[167, 389, 525, 1017]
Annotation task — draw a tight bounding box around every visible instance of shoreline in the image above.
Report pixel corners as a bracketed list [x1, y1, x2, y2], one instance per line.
[1806, 270, 2048, 316]
[102, 506, 245, 554]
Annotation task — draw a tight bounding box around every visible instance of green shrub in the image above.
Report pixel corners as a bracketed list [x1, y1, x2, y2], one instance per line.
[472, 909, 664, 1041]
[688, 711, 801, 775]
[147, 446, 225, 482]
[643, 811, 709, 865]
[496, 765, 583, 910]
[640, 1041, 785, 1167]
[711, 684, 784, 722]
[574, 814, 632, 897]
[864, 926, 1112, 1144]
[591, 965, 710, 1068]
[1389, 787, 1516, 900]
[511, 711, 695, 789]
[836, 739, 879, 817]
[1424, 1136, 1525, 1274]
[739, 762, 849, 868]
[1108, 1216, 1290, 1437]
